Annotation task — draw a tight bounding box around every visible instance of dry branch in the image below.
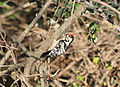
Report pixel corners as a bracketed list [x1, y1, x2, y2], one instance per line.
[17, 0, 52, 43]
[91, 0, 120, 16]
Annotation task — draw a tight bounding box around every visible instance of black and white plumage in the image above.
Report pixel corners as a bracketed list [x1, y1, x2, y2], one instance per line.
[41, 34, 74, 58]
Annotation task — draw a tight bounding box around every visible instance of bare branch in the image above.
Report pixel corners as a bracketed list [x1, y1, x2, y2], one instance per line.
[91, 0, 120, 16]
[17, 0, 52, 43]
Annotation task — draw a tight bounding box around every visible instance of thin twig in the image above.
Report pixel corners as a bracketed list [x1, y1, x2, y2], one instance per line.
[0, 83, 5, 87]
[10, 79, 20, 87]
[71, 0, 75, 15]
[17, 0, 52, 43]
[0, 63, 25, 76]
[39, 62, 46, 87]
[42, 64, 63, 87]
[1, 2, 36, 18]
[56, 61, 76, 77]
[91, 0, 120, 15]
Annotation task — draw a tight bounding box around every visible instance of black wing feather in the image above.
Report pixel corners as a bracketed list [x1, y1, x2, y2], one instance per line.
[40, 50, 51, 58]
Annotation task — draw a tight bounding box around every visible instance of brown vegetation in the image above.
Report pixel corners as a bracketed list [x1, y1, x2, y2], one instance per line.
[0, 0, 120, 87]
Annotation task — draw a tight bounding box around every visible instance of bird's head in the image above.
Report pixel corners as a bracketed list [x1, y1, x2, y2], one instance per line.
[65, 33, 74, 44]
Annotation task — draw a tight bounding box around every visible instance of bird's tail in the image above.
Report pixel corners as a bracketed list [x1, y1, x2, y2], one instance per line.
[40, 50, 51, 58]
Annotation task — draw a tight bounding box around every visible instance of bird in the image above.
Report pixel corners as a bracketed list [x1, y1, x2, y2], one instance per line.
[40, 33, 74, 58]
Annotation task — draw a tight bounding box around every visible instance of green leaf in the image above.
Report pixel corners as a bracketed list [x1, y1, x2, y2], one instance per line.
[75, 71, 80, 74]
[93, 34, 97, 39]
[90, 25, 95, 31]
[93, 56, 100, 64]
[0, 1, 5, 5]
[108, 0, 113, 2]
[62, 0, 68, 2]
[13, 83, 18, 87]
[75, 3, 81, 10]
[109, 2, 119, 9]
[36, 79, 41, 87]
[7, 14, 16, 19]
[0, 67, 6, 71]
[105, 63, 109, 67]
[104, 82, 107, 86]
[36, 84, 41, 87]
[52, 0, 58, 2]
[56, 8, 63, 17]
[0, 7, 10, 14]
[93, 34, 97, 42]
[116, 35, 120, 39]
[94, 24, 98, 30]
[87, 22, 99, 43]
[66, 3, 73, 9]
[77, 76, 83, 81]
[107, 66, 113, 70]
[95, 24, 100, 33]
[118, 7, 120, 11]
[73, 82, 78, 87]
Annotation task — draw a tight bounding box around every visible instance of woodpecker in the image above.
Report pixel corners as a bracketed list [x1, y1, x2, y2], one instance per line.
[41, 33, 74, 58]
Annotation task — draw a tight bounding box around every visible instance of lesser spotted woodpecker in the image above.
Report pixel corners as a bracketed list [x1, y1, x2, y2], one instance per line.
[41, 34, 74, 58]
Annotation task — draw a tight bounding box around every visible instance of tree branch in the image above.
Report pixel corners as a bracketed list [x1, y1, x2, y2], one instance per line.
[17, 0, 52, 43]
[91, 0, 120, 16]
